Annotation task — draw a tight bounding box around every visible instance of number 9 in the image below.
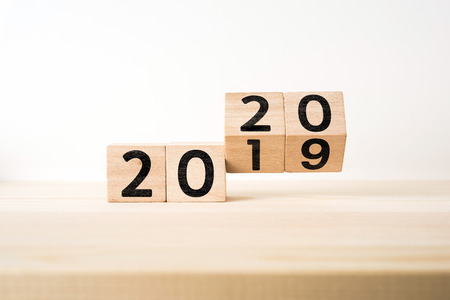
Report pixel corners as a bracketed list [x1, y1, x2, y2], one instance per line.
[301, 139, 330, 170]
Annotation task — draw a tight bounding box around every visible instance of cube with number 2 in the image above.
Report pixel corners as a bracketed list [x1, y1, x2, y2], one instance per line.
[107, 144, 166, 202]
[225, 92, 285, 173]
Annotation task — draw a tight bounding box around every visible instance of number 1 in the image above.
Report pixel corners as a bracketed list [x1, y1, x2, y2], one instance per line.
[247, 139, 260, 171]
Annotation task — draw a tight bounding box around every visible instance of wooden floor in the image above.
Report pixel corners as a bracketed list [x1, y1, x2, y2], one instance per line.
[0, 180, 449, 299]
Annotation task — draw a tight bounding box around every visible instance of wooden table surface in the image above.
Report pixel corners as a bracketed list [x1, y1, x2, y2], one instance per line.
[0, 180, 449, 300]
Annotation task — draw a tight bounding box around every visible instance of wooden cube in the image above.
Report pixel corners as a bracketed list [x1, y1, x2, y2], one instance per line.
[166, 143, 226, 202]
[107, 144, 166, 202]
[284, 92, 347, 172]
[225, 92, 285, 173]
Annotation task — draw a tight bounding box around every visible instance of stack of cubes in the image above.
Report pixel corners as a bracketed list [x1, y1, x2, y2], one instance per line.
[107, 92, 346, 202]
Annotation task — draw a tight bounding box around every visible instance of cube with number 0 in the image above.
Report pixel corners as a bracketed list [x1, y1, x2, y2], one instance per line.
[107, 144, 166, 202]
[166, 143, 226, 202]
[225, 92, 285, 173]
[284, 92, 347, 172]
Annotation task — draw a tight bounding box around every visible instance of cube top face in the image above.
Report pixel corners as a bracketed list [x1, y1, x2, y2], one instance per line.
[107, 144, 166, 202]
[284, 92, 346, 137]
[225, 92, 286, 137]
[166, 144, 226, 202]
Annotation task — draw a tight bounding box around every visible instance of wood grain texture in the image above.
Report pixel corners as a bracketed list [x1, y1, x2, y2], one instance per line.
[166, 143, 226, 202]
[0, 180, 449, 299]
[107, 144, 166, 202]
[225, 92, 285, 173]
[284, 92, 347, 172]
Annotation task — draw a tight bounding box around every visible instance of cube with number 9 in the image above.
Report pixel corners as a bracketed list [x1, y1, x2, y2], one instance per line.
[284, 92, 347, 172]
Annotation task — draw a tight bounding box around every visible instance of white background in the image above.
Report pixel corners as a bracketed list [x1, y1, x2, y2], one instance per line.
[0, 0, 449, 181]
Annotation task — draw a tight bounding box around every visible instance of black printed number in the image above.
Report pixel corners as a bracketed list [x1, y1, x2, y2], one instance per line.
[298, 94, 331, 132]
[240, 95, 271, 132]
[301, 139, 330, 170]
[247, 139, 260, 171]
[121, 150, 152, 197]
[178, 150, 214, 197]
[298, 95, 332, 169]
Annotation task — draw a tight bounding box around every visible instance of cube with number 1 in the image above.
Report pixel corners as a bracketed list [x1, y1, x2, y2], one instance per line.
[225, 92, 285, 173]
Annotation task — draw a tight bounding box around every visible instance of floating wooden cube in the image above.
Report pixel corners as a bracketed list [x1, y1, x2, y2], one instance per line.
[107, 144, 166, 202]
[284, 92, 346, 172]
[166, 143, 226, 202]
[225, 92, 285, 173]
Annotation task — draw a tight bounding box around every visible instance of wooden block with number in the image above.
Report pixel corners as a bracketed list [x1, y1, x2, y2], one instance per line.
[166, 143, 226, 202]
[107, 144, 166, 202]
[225, 92, 285, 173]
[284, 92, 347, 172]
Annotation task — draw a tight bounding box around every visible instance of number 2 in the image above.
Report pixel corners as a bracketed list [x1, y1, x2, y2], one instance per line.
[240, 95, 271, 132]
[121, 150, 153, 197]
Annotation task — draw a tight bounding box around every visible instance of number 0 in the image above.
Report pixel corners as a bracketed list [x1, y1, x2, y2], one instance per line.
[298, 94, 331, 132]
[178, 150, 214, 197]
